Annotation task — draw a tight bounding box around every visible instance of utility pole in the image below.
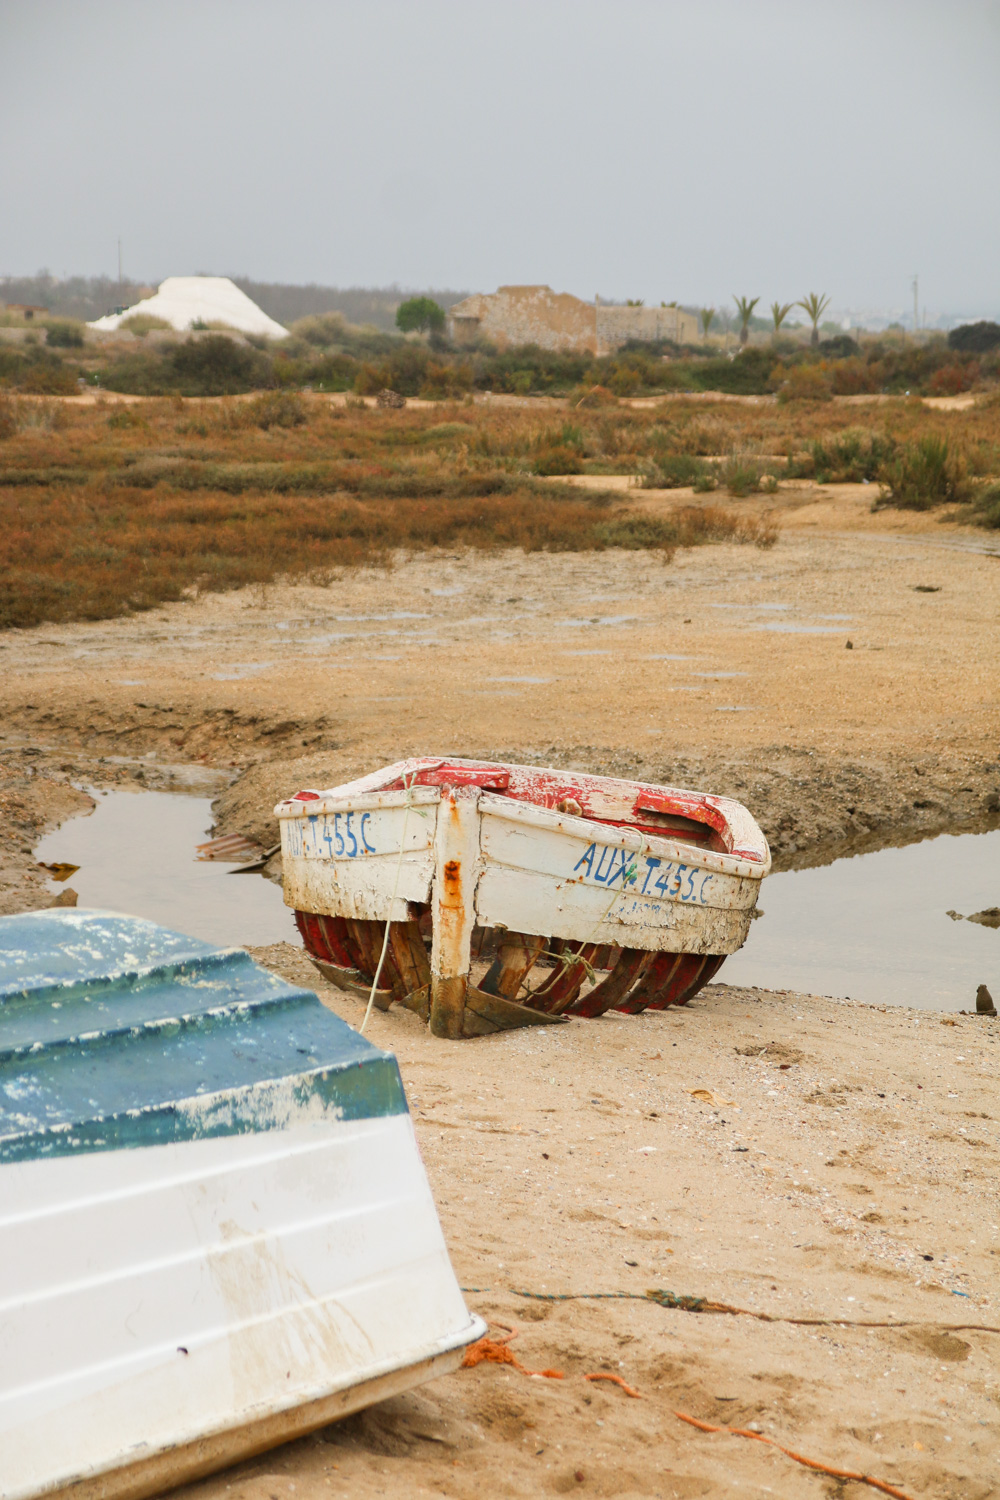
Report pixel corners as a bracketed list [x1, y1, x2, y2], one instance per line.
[912, 274, 919, 336]
[118, 238, 123, 306]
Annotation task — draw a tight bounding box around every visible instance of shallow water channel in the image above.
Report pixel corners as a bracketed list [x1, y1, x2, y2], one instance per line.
[726, 829, 1000, 1012]
[34, 789, 293, 950]
[34, 791, 998, 1011]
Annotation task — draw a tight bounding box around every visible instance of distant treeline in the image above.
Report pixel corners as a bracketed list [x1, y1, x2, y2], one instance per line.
[0, 274, 469, 331]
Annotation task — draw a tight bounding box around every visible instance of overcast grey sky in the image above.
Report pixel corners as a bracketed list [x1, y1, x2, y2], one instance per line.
[2, 0, 998, 315]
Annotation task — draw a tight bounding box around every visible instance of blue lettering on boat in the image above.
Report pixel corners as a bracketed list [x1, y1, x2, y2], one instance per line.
[573, 844, 715, 904]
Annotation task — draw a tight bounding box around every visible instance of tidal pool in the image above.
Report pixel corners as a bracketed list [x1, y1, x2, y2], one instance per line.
[725, 829, 1000, 1011]
[34, 789, 293, 950]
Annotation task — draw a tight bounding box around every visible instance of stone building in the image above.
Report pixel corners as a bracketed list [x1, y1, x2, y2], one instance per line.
[446, 285, 698, 355]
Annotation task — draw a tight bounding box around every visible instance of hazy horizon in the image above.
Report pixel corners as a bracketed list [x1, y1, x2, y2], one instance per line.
[2, 0, 998, 321]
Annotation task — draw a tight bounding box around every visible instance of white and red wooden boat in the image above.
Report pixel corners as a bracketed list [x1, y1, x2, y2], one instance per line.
[276, 758, 770, 1039]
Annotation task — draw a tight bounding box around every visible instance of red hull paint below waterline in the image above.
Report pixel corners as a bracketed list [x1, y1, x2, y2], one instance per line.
[276, 758, 770, 1038]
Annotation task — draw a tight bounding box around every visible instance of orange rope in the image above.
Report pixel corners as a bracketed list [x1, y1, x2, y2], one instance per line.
[461, 1324, 563, 1380]
[672, 1410, 915, 1500]
[584, 1373, 643, 1398]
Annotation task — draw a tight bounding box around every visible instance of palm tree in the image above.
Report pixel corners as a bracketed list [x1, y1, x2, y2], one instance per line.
[797, 292, 831, 347]
[700, 307, 716, 341]
[733, 296, 760, 346]
[770, 301, 794, 337]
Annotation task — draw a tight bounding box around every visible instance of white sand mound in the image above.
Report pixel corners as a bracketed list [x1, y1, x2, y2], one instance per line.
[89, 277, 288, 339]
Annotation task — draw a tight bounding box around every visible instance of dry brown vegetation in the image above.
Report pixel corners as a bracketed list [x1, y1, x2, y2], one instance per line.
[1, 392, 995, 630]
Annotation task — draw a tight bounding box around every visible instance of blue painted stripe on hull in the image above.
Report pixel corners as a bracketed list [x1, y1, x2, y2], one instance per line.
[0, 911, 407, 1165]
[0, 1056, 406, 1165]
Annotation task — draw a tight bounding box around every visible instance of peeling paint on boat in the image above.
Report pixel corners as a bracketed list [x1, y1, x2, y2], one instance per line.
[0, 910, 483, 1500]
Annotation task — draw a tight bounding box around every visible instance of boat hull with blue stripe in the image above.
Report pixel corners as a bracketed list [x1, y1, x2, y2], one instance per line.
[0, 910, 484, 1500]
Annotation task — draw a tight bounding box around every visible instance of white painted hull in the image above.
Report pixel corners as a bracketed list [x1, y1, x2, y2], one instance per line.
[281, 789, 762, 954]
[1, 1116, 483, 1500]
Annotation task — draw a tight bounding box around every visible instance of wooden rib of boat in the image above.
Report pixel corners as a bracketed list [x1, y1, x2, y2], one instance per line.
[276, 757, 770, 1039]
[0, 909, 484, 1500]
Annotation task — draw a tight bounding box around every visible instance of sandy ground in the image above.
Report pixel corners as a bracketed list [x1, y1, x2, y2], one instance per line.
[1, 492, 999, 1496]
[180, 943, 998, 1500]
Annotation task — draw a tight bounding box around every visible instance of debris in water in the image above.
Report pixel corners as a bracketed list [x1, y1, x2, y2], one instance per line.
[37, 862, 79, 882]
[47, 888, 78, 908]
[195, 832, 265, 863]
[946, 907, 1000, 928]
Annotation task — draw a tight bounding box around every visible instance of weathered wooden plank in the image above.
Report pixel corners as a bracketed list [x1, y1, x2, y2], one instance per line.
[615, 951, 684, 1013]
[307, 956, 394, 1010]
[429, 790, 481, 1039]
[397, 983, 431, 1022]
[464, 985, 569, 1031]
[522, 941, 598, 1013]
[388, 920, 432, 997]
[478, 793, 766, 883]
[480, 931, 546, 1000]
[475, 864, 753, 954]
[282, 851, 434, 922]
[478, 805, 761, 908]
[563, 949, 652, 1018]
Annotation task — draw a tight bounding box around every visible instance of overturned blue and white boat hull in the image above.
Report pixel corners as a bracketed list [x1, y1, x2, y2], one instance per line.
[0, 910, 484, 1500]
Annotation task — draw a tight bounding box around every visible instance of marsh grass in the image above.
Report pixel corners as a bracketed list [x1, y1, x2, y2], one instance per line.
[968, 482, 1000, 528]
[791, 430, 896, 483]
[3, 392, 997, 628]
[876, 435, 972, 510]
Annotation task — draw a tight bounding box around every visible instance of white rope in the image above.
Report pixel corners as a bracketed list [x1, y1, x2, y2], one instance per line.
[360, 771, 415, 1035]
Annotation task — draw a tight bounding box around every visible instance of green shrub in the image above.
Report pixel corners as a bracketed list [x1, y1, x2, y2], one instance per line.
[289, 312, 350, 347]
[395, 297, 445, 335]
[796, 430, 896, 483]
[534, 445, 583, 476]
[245, 390, 308, 429]
[970, 482, 1000, 528]
[948, 321, 1000, 355]
[640, 452, 708, 489]
[106, 407, 146, 430]
[817, 334, 860, 359]
[0, 347, 78, 395]
[774, 363, 834, 402]
[118, 314, 171, 336]
[170, 336, 272, 395]
[877, 435, 971, 509]
[719, 453, 762, 496]
[45, 321, 85, 348]
[693, 471, 717, 493]
[688, 348, 776, 395]
[102, 336, 274, 396]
